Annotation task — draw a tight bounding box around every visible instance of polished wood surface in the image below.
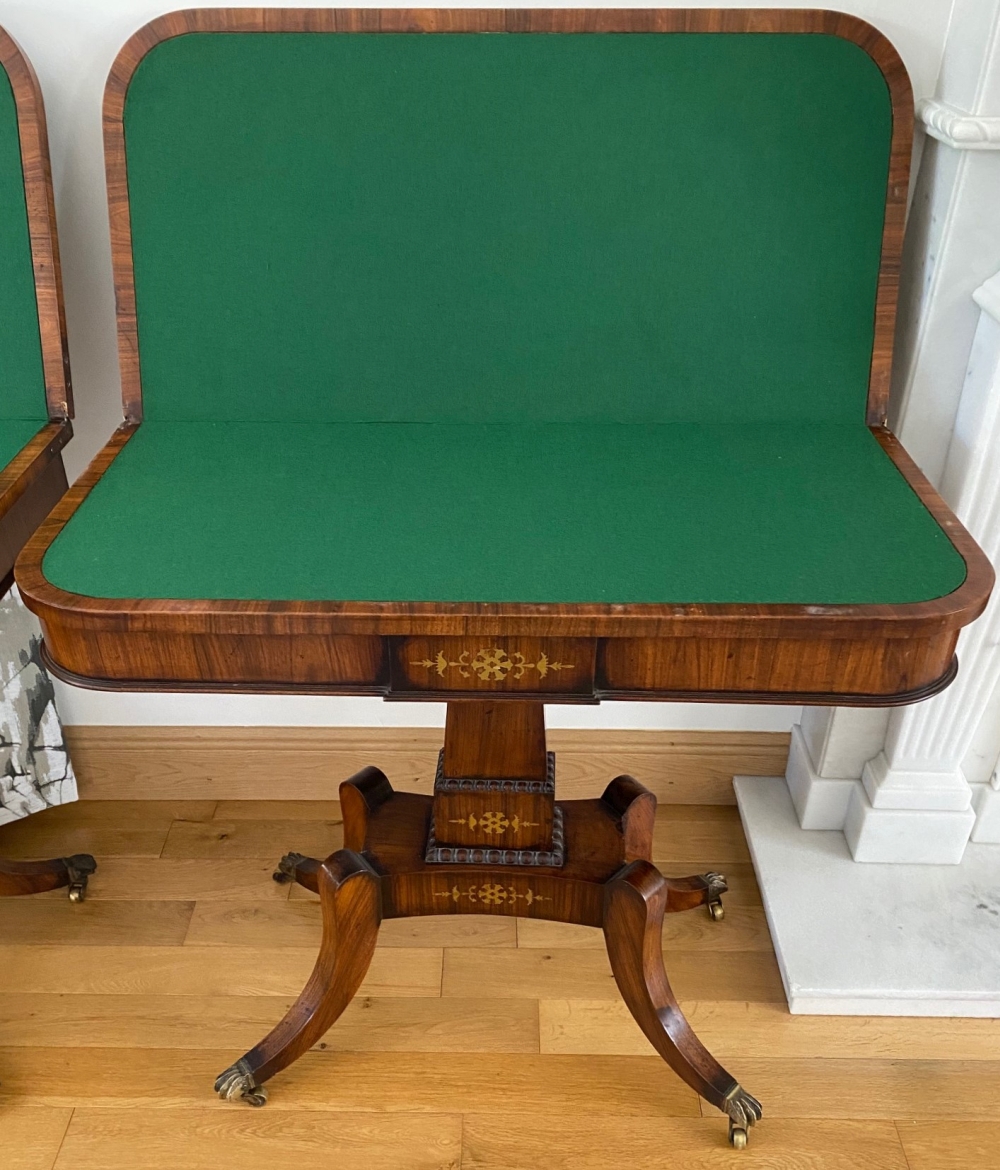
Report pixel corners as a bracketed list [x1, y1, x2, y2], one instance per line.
[3, 795, 998, 1169]
[16, 9, 993, 702]
[0, 428, 68, 581]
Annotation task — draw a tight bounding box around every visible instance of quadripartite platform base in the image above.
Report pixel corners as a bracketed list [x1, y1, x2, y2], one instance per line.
[214, 765, 762, 1148]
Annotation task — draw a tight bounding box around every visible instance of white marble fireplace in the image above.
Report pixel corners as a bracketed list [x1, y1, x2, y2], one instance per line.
[736, 0, 1000, 1015]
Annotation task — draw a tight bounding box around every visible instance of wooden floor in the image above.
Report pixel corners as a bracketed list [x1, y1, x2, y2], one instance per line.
[0, 798, 994, 1169]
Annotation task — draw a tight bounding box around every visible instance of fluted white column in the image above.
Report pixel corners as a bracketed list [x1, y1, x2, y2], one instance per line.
[846, 276, 1000, 862]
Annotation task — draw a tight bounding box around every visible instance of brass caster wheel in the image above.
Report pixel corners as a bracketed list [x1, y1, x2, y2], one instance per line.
[708, 898, 724, 921]
[724, 1084, 761, 1150]
[65, 854, 96, 903]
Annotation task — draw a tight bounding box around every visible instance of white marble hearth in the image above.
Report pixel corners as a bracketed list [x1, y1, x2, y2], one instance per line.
[734, 776, 1000, 1017]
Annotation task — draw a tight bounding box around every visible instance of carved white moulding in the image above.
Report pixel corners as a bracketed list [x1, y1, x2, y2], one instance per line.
[917, 99, 1000, 151]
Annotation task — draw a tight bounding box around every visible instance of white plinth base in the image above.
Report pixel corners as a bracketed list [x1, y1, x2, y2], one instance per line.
[734, 776, 1000, 1016]
[844, 782, 975, 864]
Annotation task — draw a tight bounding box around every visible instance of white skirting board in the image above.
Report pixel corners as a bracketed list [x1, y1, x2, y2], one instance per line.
[734, 776, 1000, 1017]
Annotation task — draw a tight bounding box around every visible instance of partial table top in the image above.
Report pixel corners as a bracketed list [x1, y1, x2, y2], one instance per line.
[43, 420, 965, 607]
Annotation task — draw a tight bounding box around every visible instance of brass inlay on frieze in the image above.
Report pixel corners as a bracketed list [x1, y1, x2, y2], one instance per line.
[434, 882, 549, 907]
[449, 811, 540, 837]
[410, 647, 574, 683]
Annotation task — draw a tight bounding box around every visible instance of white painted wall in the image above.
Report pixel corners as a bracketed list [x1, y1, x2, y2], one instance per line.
[0, 0, 958, 729]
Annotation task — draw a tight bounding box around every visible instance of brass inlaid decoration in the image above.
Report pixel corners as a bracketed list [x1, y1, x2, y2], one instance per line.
[411, 647, 574, 683]
[434, 882, 549, 907]
[449, 810, 540, 837]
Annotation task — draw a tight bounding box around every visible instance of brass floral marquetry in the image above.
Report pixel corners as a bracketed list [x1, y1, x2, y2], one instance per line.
[410, 646, 574, 683]
[449, 810, 540, 837]
[433, 882, 549, 907]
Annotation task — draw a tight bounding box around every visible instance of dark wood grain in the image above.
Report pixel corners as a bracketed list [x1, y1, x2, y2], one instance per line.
[215, 848, 382, 1104]
[604, 860, 761, 1145]
[433, 702, 553, 850]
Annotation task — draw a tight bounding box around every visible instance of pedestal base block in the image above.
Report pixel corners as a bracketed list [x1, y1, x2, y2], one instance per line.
[784, 724, 854, 830]
[844, 782, 975, 864]
[736, 776, 1000, 1016]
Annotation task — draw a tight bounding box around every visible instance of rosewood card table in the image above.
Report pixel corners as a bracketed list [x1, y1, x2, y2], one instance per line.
[0, 26, 95, 903]
[18, 8, 993, 1147]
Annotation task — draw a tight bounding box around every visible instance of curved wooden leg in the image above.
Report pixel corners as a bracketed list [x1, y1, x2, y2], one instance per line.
[0, 854, 96, 901]
[662, 871, 728, 919]
[215, 848, 381, 1105]
[604, 860, 761, 1148]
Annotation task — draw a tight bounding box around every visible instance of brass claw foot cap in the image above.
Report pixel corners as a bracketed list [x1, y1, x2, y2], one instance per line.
[215, 1061, 268, 1107]
[273, 852, 308, 884]
[724, 1084, 762, 1149]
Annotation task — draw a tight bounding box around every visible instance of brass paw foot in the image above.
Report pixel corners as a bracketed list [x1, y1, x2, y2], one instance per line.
[724, 1084, 762, 1149]
[703, 871, 727, 921]
[215, 1060, 268, 1106]
[65, 854, 97, 903]
[273, 852, 308, 884]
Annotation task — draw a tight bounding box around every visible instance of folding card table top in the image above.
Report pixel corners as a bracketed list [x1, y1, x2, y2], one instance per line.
[0, 25, 95, 902]
[16, 7, 995, 1146]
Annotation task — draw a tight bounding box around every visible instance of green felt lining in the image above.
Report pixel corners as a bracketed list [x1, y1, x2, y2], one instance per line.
[0, 63, 47, 425]
[43, 422, 966, 605]
[124, 31, 892, 424]
[0, 419, 46, 471]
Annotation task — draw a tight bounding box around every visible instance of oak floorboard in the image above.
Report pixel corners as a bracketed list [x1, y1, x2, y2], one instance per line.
[539, 999, 1000, 1061]
[213, 799, 343, 820]
[895, 1120, 995, 1169]
[32, 857, 293, 902]
[652, 806, 753, 865]
[0, 1104, 74, 1170]
[718, 1059, 1000, 1120]
[53, 1107, 463, 1170]
[0, 994, 538, 1053]
[0, 801, 215, 859]
[161, 818, 342, 860]
[4, 795, 998, 1169]
[0, 945, 441, 997]
[515, 903, 771, 951]
[0, 900, 194, 946]
[444, 946, 786, 1003]
[0, 1049, 699, 1116]
[462, 1115, 909, 1169]
[185, 900, 517, 948]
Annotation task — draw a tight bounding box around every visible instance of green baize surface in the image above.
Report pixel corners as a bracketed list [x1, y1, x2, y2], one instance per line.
[43, 30, 967, 604]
